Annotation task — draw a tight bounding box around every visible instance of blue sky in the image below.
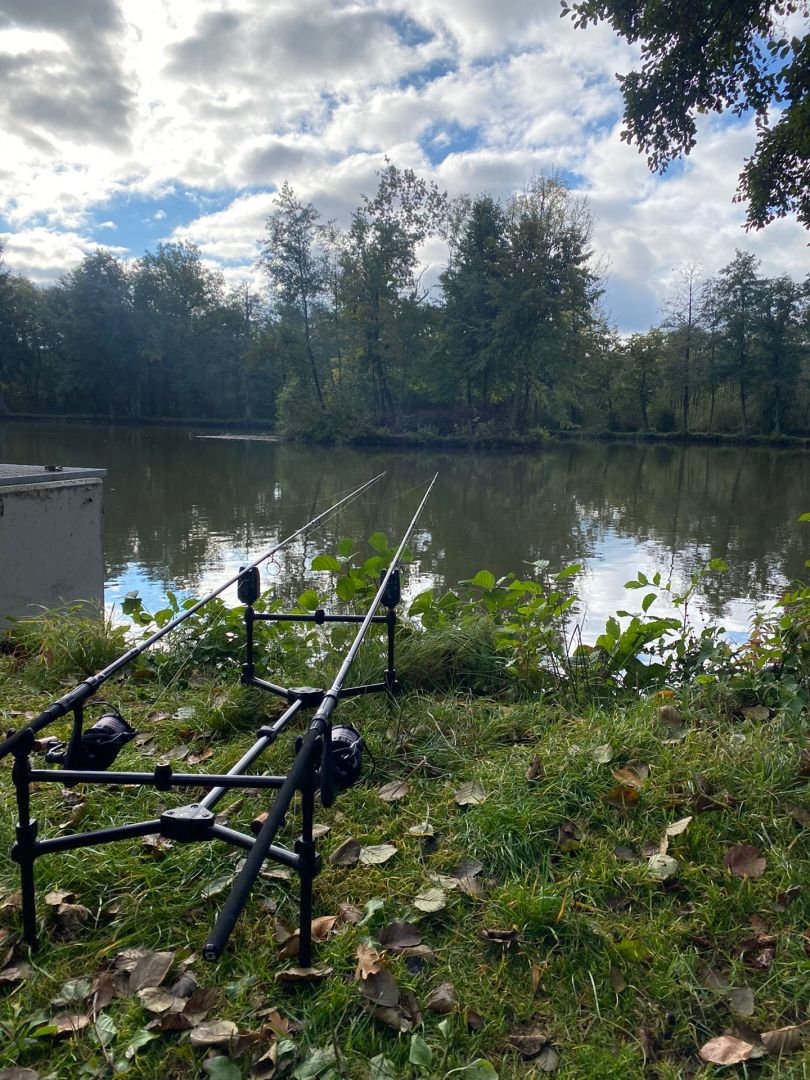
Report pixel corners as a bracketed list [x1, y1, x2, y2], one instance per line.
[0, 0, 806, 332]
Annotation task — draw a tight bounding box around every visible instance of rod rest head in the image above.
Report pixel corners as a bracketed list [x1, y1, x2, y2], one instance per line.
[160, 803, 215, 841]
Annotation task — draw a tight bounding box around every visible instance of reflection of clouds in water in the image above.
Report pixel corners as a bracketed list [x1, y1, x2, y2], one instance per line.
[573, 529, 781, 644]
[106, 538, 439, 626]
[107, 523, 779, 651]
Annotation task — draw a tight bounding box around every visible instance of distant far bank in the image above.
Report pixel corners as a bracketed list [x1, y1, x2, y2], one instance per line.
[3, 412, 810, 451]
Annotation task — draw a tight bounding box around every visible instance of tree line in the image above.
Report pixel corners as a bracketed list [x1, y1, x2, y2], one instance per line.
[0, 164, 807, 440]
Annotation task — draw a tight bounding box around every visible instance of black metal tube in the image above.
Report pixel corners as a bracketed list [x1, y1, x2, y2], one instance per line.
[318, 474, 436, 713]
[316, 475, 437, 806]
[252, 613, 388, 624]
[202, 722, 322, 961]
[33, 820, 163, 854]
[210, 824, 301, 868]
[28, 769, 287, 790]
[12, 752, 37, 947]
[200, 699, 302, 811]
[0, 472, 386, 760]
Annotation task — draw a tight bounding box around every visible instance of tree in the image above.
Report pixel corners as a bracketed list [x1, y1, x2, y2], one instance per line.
[133, 242, 224, 417]
[441, 194, 507, 413]
[754, 274, 804, 433]
[562, 0, 810, 229]
[492, 176, 600, 429]
[259, 181, 327, 408]
[663, 263, 703, 433]
[716, 250, 762, 436]
[341, 162, 447, 421]
[59, 252, 135, 418]
[622, 329, 663, 431]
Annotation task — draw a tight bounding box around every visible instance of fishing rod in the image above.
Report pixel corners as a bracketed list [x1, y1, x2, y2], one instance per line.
[5, 470, 437, 960]
[0, 471, 385, 761]
[202, 473, 437, 962]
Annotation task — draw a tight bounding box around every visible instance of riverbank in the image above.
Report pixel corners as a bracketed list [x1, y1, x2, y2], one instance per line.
[3, 411, 810, 451]
[0, 576, 807, 1078]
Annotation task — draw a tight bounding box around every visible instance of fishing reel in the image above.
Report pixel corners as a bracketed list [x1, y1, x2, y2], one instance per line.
[45, 706, 138, 771]
[329, 723, 364, 792]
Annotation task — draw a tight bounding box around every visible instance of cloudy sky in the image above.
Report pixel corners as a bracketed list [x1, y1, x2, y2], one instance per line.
[0, 0, 806, 331]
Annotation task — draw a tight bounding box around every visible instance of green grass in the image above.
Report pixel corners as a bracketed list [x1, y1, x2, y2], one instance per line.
[0, 620, 807, 1079]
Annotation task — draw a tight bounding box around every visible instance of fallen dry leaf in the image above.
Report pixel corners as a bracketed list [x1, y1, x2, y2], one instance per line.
[359, 843, 397, 865]
[378, 922, 421, 951]
[355, 943, 382, 980]
[726, 987, 755, 1016]
[510, 1024, 549, 1059]
[408, 820, 434, 836]
[774, 884, 801, 911]
[137, 987, 181, 1014]
[665, 816, 693, 837]
[647, 853, 679, 880]
[329, 837, 361, 866]
[358, 969, 400, 1008]
[378, 780, 409, 802]
[557, 820, 582, 852]
[426, 982, 457, 1014]
[50, 1013, 91, 1037]
[609, 965, 626, 993]
[613, 845, 638, 862]
[480, 928, 520, 945]
[127, 950, 175, 994]
[605, 785, 640, 809]
[188, 1019, 239, 1047]
[413, 886, 446, 913]
[612, 764, 649, 789]
[724, 843, 767, 879]
[699, 1035, 757, 1065]
[454, 780, 488, 806]
[761, 1025, 802, 1054]
[592, 743, 613, 764]
[334, 903, 362, 927]
[276, 966, 332, 984]
[44, 890, 76, 906]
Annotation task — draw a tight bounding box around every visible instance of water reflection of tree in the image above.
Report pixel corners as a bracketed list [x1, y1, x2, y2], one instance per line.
[2, 423, 807, 624]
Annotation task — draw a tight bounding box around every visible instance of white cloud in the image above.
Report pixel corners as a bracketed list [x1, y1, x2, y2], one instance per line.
[0, 0, 804, 324]
[1, 227, 127, 283]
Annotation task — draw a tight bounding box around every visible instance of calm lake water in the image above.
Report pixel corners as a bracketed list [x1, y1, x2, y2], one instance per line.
[2, 420, 808, 642]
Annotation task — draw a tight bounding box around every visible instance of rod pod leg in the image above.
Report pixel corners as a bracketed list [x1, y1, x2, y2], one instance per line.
[11, 748, 38, 948]
[296, 769, 318, 968]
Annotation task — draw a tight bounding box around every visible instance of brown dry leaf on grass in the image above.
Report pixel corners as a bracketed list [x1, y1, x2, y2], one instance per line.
[724, 844, 767, 879]
[605, 785, 640, 809]
[276, 966, 332, 984]
[188, 1019, 239, 1047]
[121, 949, 175, 994]
[355, 942, 383, 979]
[454, 780, 488, 806]
[329, 837, 361, 866]
[378, 780, 409, 801]
[481, 928, 520, 945]
[557, 820, 582, 852]
[426, 982, 457, 1014]
[50, 1013, 91, 1037]
[378, 922, 421, 951]
[612, 764, 649, 789]
[761, 1025, 803, 1054]
[699, 1035, 762, 1065]
[358, 968, 400, 1008]
[277, 915, 338, 958]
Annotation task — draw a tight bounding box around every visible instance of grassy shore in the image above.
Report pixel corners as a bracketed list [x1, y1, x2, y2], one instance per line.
[0, 602, 807, 1079]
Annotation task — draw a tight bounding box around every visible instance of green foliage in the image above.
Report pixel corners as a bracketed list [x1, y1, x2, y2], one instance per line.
[563, 0, 810, 229]
[4, 604, 127, 678]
